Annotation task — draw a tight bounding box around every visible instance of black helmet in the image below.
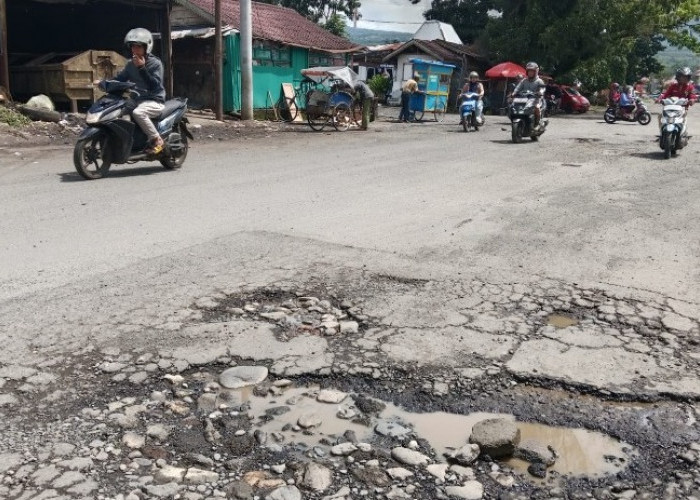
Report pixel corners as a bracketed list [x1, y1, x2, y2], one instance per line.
[125, 28, 154, 54]
[676, 67, 692, 80]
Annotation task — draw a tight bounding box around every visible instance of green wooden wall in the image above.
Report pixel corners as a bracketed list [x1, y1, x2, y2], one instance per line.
[223, 34, 311, 112]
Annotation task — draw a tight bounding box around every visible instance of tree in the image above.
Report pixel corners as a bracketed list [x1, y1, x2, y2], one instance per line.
[483, 0, 700, 89]
[324, 12, 348, 37]
[261, 0, 360, 24]
[422, 0, 492, 44]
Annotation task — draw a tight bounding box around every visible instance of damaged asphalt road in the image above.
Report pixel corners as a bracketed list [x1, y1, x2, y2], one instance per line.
[0, 112, 699, 499]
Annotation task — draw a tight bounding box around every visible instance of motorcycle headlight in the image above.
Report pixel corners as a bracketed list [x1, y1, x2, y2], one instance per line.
[664, 110, 681, 119]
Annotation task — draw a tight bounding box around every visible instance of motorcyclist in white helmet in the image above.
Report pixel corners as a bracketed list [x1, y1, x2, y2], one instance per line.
[99, 28, 166, 154]
[510, 62, 546, 126]
[460, 71, 485, 122]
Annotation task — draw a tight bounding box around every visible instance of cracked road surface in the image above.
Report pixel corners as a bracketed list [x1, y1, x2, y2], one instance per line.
[0, 111, 699, 499]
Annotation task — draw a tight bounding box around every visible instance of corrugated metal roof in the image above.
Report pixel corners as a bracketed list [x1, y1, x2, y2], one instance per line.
[176, 0, 362, 53]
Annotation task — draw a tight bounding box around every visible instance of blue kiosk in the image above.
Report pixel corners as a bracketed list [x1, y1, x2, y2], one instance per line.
[409, 58, 456, 122]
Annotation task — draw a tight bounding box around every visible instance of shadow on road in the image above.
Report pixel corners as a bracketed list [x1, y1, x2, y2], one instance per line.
[58, 166, 167, 182]
[629, 151, 665, 160]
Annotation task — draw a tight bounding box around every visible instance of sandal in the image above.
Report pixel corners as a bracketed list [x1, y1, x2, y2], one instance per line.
[146, 138, 165, 155]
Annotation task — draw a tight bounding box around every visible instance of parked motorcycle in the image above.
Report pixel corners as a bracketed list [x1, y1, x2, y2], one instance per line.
[74, 80, 192, 180]
[459, 92, 484, 132]
[658, 97, 689, 159]
[509, 91, 548, 143]
[603, 97, 651, 125]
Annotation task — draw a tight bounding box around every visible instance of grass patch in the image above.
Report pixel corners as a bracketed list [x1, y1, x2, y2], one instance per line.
[0, 106, 31, 127]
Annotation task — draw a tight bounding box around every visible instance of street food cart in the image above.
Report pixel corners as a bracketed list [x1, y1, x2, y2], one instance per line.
[408, 58, 455, 122]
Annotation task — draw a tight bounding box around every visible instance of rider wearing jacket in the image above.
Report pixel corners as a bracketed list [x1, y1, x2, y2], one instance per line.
[111, 28, 166, 154]
[658, 67, 697, 106]
[511, 62, 546, 125]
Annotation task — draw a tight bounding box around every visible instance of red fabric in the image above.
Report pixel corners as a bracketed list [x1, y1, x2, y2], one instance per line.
[485, 62, 527, 79]
[659, 82, 697, 102]
[186, 0, 360, 52]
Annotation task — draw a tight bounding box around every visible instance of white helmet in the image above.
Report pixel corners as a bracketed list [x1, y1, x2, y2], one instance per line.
[124, 28, 154, 54]
[525, 61, 539, 78]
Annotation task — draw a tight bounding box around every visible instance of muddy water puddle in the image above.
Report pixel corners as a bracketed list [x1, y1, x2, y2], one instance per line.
[547, 314, 579, 328]
[239, 385, 634, 480]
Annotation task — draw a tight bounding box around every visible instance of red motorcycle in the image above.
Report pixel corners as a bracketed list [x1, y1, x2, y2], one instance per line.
[603, 97, 651, 125]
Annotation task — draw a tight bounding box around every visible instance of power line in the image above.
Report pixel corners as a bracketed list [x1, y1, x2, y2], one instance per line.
[359, 19, 424, 24]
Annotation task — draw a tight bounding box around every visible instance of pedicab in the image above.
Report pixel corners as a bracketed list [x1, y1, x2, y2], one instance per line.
[300, 66, 360, 131]
[408, 59, 455, 122]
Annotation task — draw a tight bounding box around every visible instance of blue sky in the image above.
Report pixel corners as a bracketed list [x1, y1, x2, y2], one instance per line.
[350, 0, 431, 33]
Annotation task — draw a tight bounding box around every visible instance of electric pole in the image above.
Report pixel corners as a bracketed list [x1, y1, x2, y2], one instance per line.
[214, 0, 223, 120]
[0, 0, 10, 92]
[240, 0, 254, 120]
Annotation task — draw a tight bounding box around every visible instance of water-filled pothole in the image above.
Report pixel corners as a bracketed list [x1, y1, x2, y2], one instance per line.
[241, 385, 634, 481]
[547, 314, 579, 329]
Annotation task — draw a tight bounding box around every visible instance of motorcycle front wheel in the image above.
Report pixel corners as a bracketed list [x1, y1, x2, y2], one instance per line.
[511, 121, 524, 143]
[663, 132, 674, 159]
[73, 132, 111, 180]
[637, 112, 651, 126]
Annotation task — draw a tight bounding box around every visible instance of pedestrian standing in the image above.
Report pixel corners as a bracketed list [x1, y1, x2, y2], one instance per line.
[353, 80, 375, 130]
[398, 75, 420, 122]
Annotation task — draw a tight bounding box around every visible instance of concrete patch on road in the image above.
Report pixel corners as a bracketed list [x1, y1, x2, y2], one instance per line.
[539, 324, 624, 348]
[381, 327, 517, 366]
[162, 321, 329, 367]
[506, 339, 660, 389]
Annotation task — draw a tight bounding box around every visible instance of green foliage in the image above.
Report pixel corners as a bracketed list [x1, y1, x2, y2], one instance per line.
[367, 74, 391, 97]
[261, 0, 360, 24]
[423, 0, 492, 44]
[0, 106, 31, 127]
[479, 0, 700, 89]
[324, 13, 348, 37]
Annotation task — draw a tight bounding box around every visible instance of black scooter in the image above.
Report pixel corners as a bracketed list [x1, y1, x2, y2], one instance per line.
[73, 80, 192, 180]
[509, 91, 548, 143]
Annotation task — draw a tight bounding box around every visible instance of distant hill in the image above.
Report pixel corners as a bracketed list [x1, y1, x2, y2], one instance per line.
[657, 45, 698, 73]
[346, 27, 413, 46]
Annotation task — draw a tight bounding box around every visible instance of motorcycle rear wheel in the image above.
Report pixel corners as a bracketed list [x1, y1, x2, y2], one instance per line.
[160, 134, 188, 170]
[462, 118, 468, 132]
[511, 121, 524, 143]
[603, 110, 616, 124]
[73, 132, 111, 180]
[637, 112, 651, 126]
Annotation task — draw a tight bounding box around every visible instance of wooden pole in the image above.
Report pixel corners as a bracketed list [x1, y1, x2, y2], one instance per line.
[163, 0, 173, 98]
[214, 0, 223, 120]
[0, 0, 10, 92]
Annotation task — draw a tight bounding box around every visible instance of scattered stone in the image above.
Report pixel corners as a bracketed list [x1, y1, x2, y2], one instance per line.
[514, 440, 556, 466]
[147, 424, 172, 441]
[301, 462, 333, 491]
[445, 444, 480, 465]
[184, 468, 219, 484]
[426, 463, 449, 481]
[298, 412, 322, 429]
[469, 418, 520, 459]
[220, 366, 269, 389]
[317, 389, 348, 403]
[391, 447, 430, 466]
[226, 480, 255, 499]
[527, 461, 548, 478]
[339, 321, 360, 334]
[122, 432, 146, 449]
[386, 467, 414, 480]
[266, 485, 302, 500]
[154, 465, 186, 484]
[331, 442, 358, 456]
[375, 420, 411, 438]
[445, 480, 484, 499]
